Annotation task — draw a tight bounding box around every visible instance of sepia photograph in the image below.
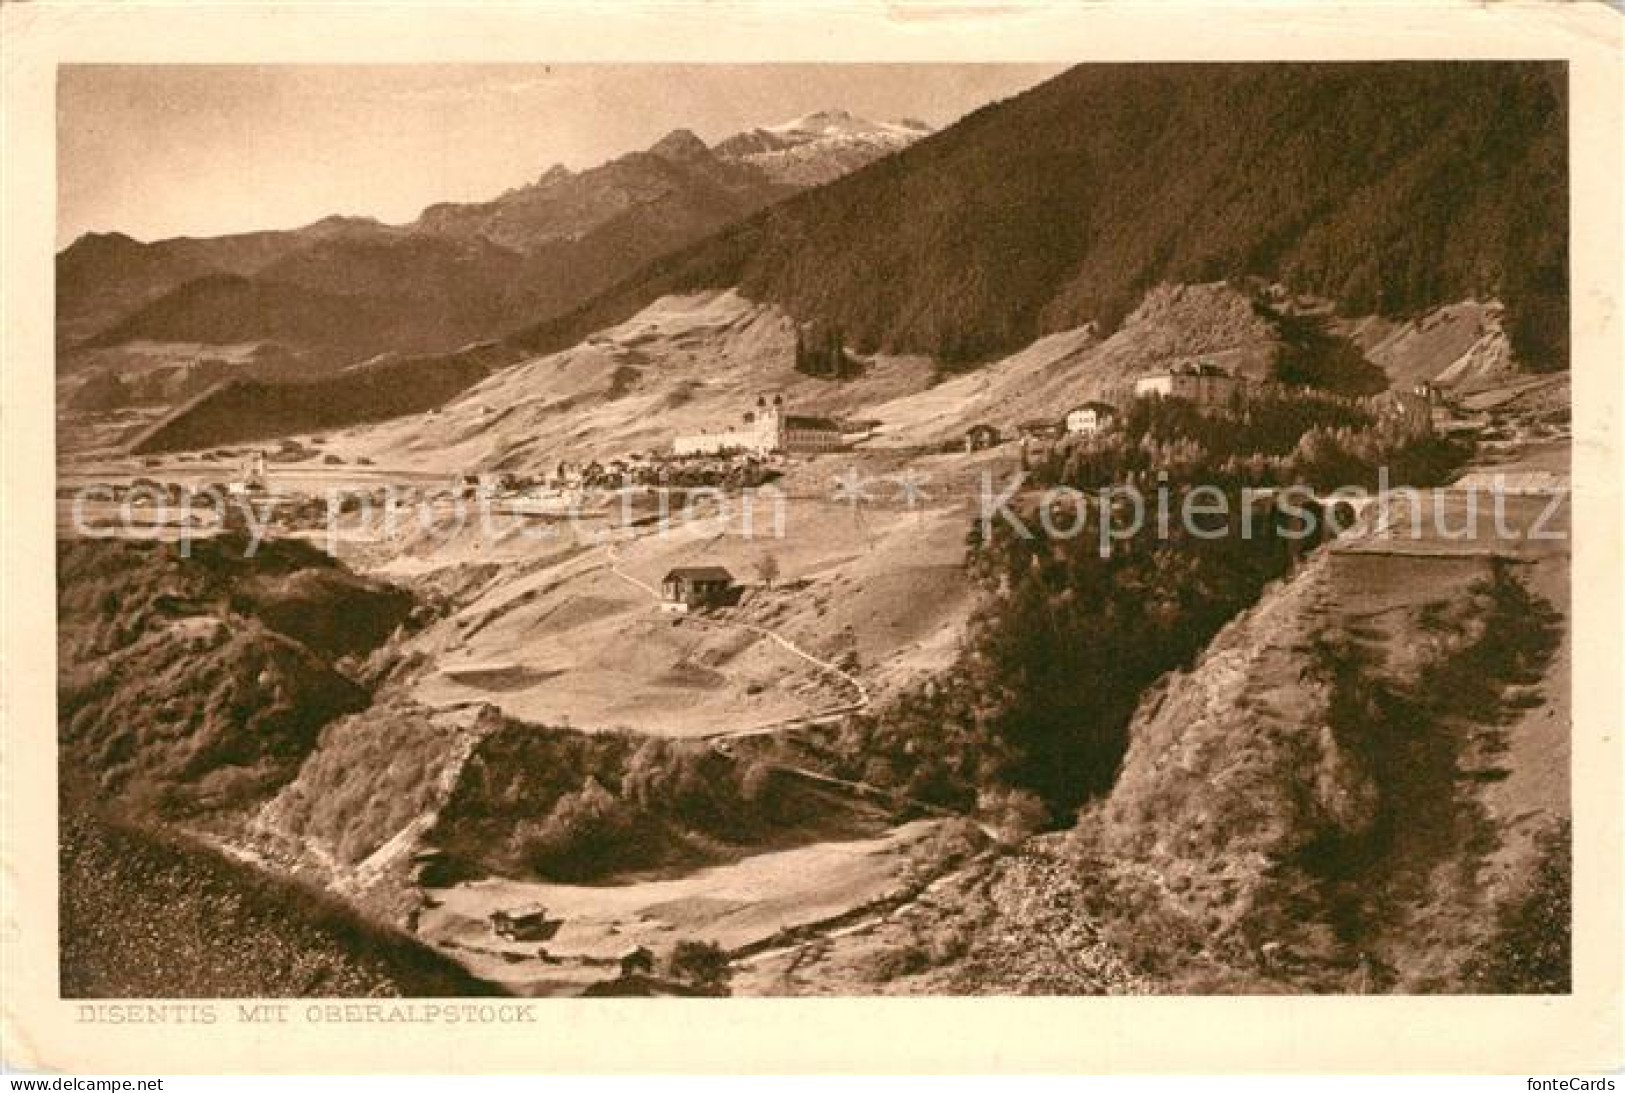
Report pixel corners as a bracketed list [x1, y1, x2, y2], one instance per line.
[49, 56, 1575, 1000]
[3, 0, 1622, 1078]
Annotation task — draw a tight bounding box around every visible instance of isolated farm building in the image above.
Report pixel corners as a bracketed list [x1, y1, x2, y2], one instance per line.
[490, 904, 558, 942]
[673, 395, 844, 457]
[1134, 362, 1247, 410]
[964, 423, 1002, 451]
[1063, 402, 1119, 437]
[661, 566, 736, 612]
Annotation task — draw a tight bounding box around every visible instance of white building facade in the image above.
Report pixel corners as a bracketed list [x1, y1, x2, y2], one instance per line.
[674, 404, 843, 457]
[1064, 403, 1117, 436]
[1133, 366, 1247, 410]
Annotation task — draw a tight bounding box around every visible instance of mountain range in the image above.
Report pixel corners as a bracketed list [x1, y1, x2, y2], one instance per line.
[58, 110, 933, 366]
[65, 65, 1568, 454]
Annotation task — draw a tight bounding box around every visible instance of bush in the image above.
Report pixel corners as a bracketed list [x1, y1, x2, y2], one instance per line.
[520, 778, 636, 880]
[665, 939, 732, 995]
[438, 725, 808, 882]
[866, 941, 932, 982]
[978, 787, 1049, 845]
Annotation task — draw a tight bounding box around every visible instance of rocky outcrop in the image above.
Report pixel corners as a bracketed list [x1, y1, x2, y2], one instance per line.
[1088, 542, 1566, 993]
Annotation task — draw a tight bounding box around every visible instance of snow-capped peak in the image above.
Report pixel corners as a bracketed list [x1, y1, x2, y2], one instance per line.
[768, 109, 926, 141]
[715, 109, 932, 187]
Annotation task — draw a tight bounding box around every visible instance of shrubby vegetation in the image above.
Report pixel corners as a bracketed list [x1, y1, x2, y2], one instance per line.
[1469, 820, 1571, 993]
[1260, 306, 1388, 396]
[57, 536, 411, 818]
[434, 726, 791, 882]
[793, 321, 859, 379]
[264, 700, 462, 864]
[664, 940, 733, 995]
[60, 812, 499, 998]
[1077, 560, 1564, 992]
[1030, 389, 1467, 494]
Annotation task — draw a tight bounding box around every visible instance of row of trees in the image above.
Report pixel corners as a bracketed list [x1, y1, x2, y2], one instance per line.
[437, 725, 795, 882]
[1030, 388, 1465, 494]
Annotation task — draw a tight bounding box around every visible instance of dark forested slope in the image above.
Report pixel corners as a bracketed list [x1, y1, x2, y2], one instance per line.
[518, 63, 1566, 370]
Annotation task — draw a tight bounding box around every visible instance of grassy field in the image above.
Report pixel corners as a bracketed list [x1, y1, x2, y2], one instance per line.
[394, 495, 978, 736]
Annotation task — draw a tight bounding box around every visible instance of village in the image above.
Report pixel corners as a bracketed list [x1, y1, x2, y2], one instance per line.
[49, 297, 1567, 1000]
[60, 347, 1452, 621]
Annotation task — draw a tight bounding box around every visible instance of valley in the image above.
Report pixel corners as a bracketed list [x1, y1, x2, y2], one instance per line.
[55, 111, 934, 453]
[55, 272, 1571, 996]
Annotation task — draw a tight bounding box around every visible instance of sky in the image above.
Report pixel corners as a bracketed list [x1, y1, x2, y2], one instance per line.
[57, 64, 1064, 246]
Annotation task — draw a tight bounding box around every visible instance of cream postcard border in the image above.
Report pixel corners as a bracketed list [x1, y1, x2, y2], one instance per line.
[2, 0, 1620, 1074]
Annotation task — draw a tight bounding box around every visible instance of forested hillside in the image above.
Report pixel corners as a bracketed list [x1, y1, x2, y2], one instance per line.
[518, 63, 1566, 371]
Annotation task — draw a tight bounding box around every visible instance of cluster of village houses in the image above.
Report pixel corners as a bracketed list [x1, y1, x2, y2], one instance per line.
[966, 362, 1438, 453]
[220, 360, 1441, 612]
